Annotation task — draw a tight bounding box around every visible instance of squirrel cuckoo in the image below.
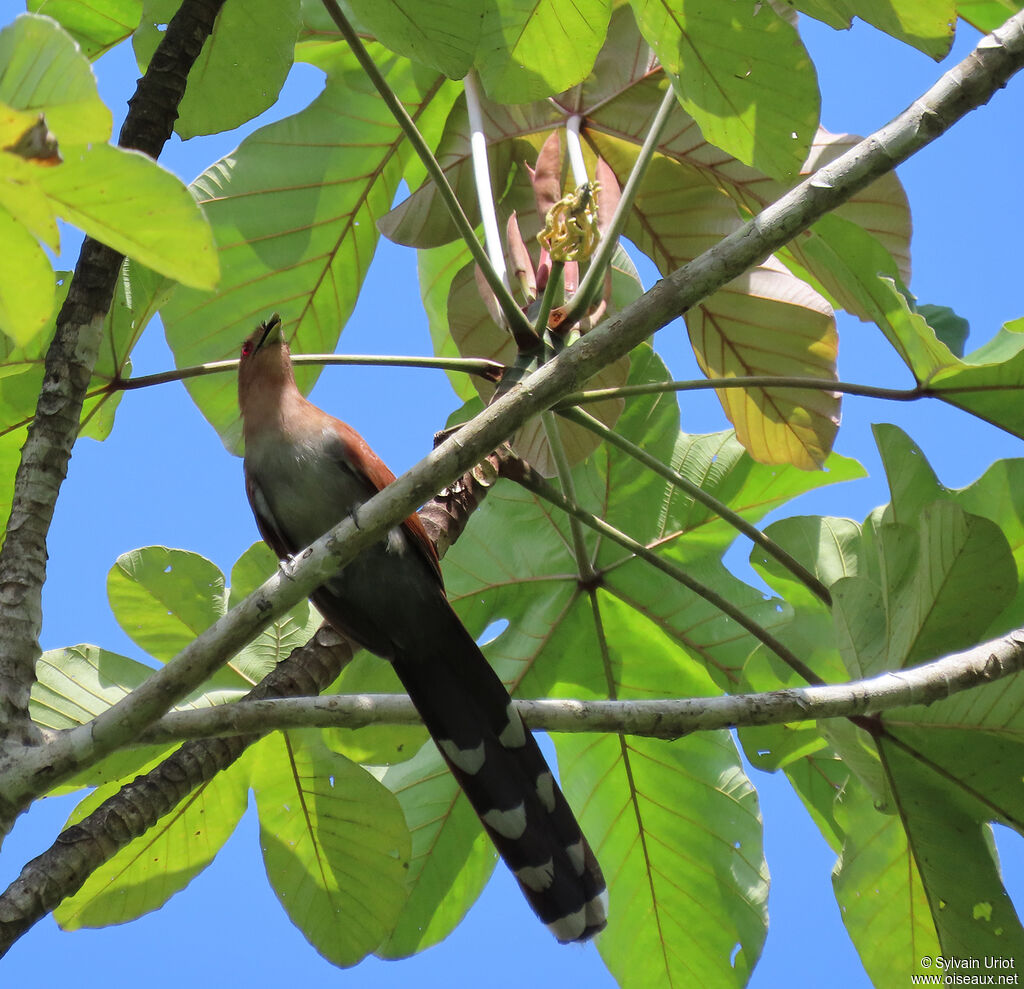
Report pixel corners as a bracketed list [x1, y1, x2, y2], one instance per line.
[238, 314, 607, 942]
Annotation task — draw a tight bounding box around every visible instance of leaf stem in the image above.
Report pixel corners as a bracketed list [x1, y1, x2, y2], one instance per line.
[565, 115, 589, 186]
[464, 71, 508, 290]
[560, 375, 924, 404]
[532, 260, 564, 335]
[541, 411, 597, 582]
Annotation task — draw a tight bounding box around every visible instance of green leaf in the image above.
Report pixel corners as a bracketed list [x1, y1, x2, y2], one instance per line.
[54, 754, 249, 929]
[878, 733, 1024, 962]
[162, 48, 457, 450]
[798, 214, 955, 376]
[27, 0, 142, 59]
[28, 644, 234, 794]
[475, 0, 611, 103]
[133, 0, 299, 139]
[927, 318, 1024, 441]
[326, 650, 428, 766]
[0, 13, 112, 143]
[107, 547, 227, 664]
[832, 775, 941, 983]
[376, 739, 496, 957]
[959, 0, 1021, 33]
[885, 502, 1016, 669]
[227, 542, 321, 684]
[561, 730, 767, 988]
[346, 0, 480, 78]
[917, 302, 969, 358]
[631, 0, 819, 178]
[876, 421, 1024, 640]
[668, 441, 865, 563]
[792, 0, 955, 59]
[251, 730, 411, 967]
[834, 502, 1017, 677]
[0, 204, 56, 345]
[35, 143, 219, 290]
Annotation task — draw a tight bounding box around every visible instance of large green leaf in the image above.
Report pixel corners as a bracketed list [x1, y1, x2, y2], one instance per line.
[563, 730, 767, 988]
[475, 0, 611, 103]
[107, 544, 318, 687]
[375, 739, 496, 957]
[133, 0, 299, 139]
[793, 0, 956, 59]
[54, 753, 249, 929]
[30, 644, 173, 794]
[875, 423, 1024, 635]
[631, 0, 819, 178]
[832, 775, 941, 983]
[879, 733, 1024, 962]
[0, 15, 217, 347]
[347, 0, 481, 78]
[833, 502, 1016, 678]
[227, 541, 321, 684]
[0, 13, 111, 143]
[162, 45, 458, 451]
[927, 317, 1024, 440]
[27, 0, 141, 59]
[28, 643, 240, 794]
[35, 143, 219, 289]
[324, 650, 428, 765]
[251, 730, 411, 967]
[107, 547, 228, 664]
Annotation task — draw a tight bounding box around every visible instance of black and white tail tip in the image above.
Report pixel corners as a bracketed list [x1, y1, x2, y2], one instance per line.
[440, 699, 608, 943]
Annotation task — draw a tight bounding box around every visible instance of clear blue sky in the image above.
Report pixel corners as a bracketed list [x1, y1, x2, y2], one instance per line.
[2, 12, 1023, 989]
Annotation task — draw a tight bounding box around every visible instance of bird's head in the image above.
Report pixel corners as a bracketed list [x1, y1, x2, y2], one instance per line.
[238, 313, 295, 411]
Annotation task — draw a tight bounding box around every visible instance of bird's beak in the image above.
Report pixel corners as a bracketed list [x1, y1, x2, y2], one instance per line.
[255, 312, 283, 351]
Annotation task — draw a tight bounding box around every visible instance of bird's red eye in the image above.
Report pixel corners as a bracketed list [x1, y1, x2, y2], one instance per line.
[241, 341, 253, 357]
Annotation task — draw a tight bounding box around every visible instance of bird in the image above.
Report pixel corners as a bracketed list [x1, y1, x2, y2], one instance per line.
[237, 313, 607, 942]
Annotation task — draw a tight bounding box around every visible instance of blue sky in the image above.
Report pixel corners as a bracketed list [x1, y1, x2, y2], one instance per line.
[2, 11, 1023, 989]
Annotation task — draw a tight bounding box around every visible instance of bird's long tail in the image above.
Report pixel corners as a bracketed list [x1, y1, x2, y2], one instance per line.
[389, 605, 607, 942]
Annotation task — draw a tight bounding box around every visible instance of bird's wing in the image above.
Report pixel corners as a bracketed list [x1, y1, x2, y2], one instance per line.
[326, 420, 444, 586]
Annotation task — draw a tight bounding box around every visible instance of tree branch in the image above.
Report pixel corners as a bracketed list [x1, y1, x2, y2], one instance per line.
[0, 0, 227, 815]
[128, 628, 1024, 741]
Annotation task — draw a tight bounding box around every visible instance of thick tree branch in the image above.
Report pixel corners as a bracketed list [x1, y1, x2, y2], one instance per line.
[7, 9, 1021, 811]
[129, 628, 1024, 741]
[0, 0, 227, 808]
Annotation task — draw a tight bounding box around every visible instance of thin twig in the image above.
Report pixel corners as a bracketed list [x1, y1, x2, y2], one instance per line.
[560, 375, 923, 405]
